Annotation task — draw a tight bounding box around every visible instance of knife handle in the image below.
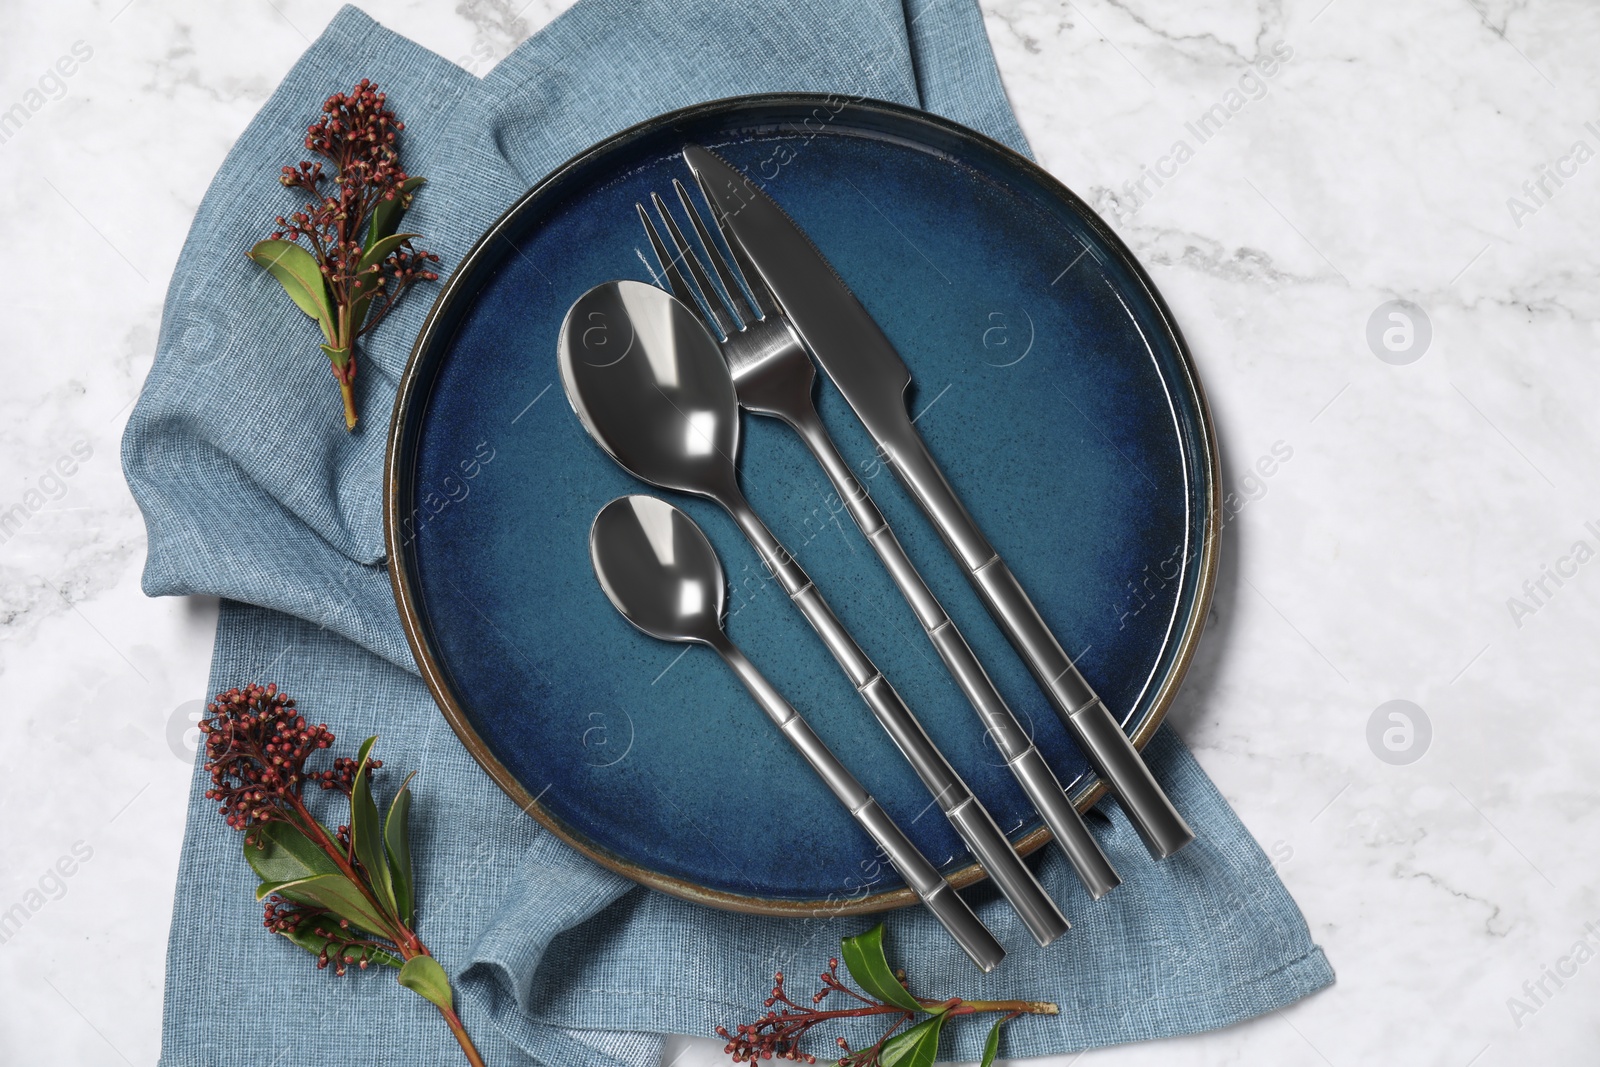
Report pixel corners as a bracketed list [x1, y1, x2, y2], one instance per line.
[711, 635, 1005, 972]
[790, 407, 1119, 897]
[884, 421, 1195, 859]
[722, 490, 1069, 945]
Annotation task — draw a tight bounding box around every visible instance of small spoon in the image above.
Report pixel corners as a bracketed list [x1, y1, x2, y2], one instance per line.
[560, 280, 1068, 946]
[589, 494, 1004, 971]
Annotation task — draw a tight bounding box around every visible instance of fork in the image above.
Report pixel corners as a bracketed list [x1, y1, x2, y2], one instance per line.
[638, 181, 1122, 899]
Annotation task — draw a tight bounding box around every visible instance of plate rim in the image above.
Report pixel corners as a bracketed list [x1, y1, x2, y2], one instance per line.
[383, 92, 1222, 916]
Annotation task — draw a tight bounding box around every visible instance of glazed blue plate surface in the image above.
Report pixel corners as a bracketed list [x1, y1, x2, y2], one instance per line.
[387, 96, 1217, 914]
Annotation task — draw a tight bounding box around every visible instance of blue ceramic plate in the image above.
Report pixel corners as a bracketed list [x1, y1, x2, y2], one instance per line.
[385, 95, 1219, 915]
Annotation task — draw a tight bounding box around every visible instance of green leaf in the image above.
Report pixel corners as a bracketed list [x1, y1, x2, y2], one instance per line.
[279, 919, 403, 970]
[320, 343, 352, 374]
[243, 820, 341, 884]
[398, 954, 454, 1012]
[350, 736, 397, 922]
[247, 239, 336, 344]
[878, 1013, 946, 1067]
[348, 230, 419, 335]
[257, 873, 391, 939]
[385, 771, 417, 926]
[366, 175, 425, 248]
[979, 1016, 1004, 1067]
[358, 231, 420, 272]
[840, 924, 921, 1011]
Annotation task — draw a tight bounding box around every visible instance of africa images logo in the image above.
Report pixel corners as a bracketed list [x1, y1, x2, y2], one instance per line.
[1504, 520, 1600, 629]
[0, 41, 93, 147]
[1110, 42, 1295, 217]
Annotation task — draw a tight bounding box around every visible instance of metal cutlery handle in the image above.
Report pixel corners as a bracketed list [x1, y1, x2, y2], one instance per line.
[712, 635, 1005, 971]
[884, 420, 1196, 859]
[942, 796, 1071, 942]
[859, 676, 1069, 945]
[854, 800, 1005, 972]
[723, 490, 1069, 945]
[1005, 746, 1121, 899]
[790, 408, 1120, 898]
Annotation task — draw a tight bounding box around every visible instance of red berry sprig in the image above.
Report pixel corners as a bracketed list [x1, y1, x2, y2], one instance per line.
[200, 684, 485, 1067]
[717, 929, 1058, 1067]
[249, 79, 440, 431]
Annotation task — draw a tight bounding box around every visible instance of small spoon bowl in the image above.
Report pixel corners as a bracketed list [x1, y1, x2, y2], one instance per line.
[590, 494, 726, 646]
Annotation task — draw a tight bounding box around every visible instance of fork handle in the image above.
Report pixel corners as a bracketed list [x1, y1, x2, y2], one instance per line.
[789, 407, 1120, 898]
[880, 414, 1195, 860]
[719, 489, 1069, 946]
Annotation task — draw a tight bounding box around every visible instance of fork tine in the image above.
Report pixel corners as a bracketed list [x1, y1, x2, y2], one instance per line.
[686, 165, 781, 321]
[636, 202, 702, 315]
[673, 179, 758, 327]
[649, 192, 737, 339]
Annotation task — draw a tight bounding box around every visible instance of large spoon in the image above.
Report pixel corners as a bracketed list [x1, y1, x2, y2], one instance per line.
[560, 280, 1068, 947]
[589, 494, 1004, 971]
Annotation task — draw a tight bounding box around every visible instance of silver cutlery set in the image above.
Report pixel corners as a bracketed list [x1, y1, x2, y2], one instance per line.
[558, 145, 1193, 970]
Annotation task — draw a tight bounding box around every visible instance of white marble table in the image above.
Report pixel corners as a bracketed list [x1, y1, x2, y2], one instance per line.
[1, 1, 1595, 1063]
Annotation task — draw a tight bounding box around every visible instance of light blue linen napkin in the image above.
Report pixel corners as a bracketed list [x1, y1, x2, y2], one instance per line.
[123, 4, 1333, 1064]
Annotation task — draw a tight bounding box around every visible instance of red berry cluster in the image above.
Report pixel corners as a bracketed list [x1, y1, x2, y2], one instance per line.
[301, 79, 402, 180]
[714, 956, 960, 1066]
[313, 757, 375, 797]
[200, 684, 341, 830]
[717, 959, 907, 1064]
[263, 895, 380, 977]
[269, 79, 440, 356]
[262, 895, 309, 936]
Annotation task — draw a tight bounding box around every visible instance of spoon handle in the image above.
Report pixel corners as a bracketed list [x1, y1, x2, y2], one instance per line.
[722, 492, 1069, 947]
[711, 634, 1005, 972]
[787, 403, 1120, 899]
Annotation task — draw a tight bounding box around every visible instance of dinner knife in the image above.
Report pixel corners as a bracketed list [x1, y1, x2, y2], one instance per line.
[683, 143, 1194, 859]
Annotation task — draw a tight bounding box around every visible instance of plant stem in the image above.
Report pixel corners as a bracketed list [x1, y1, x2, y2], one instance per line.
[335, 301, 357, 431]
[398, 929, 487, 1063]
[339, 379, 358, 431]
[438, 1003, 488, 1067]
[395, 940, 485, 1067]
[931, 997, 1058, 1016]
[756, 995, 1056, 1030]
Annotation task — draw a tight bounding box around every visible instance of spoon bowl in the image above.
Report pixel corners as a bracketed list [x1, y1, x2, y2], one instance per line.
[590, 494, 727, 646]
[559, 280, 742, 502]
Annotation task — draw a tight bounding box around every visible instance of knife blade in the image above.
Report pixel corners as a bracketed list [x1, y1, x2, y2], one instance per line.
[683, 143, 1194, 859]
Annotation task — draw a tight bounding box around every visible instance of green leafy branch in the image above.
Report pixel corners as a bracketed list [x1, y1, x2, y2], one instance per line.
[246, 80, 438, 431]
[718, 924, 1057, 1065]
[202, 685, 482, 1066]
